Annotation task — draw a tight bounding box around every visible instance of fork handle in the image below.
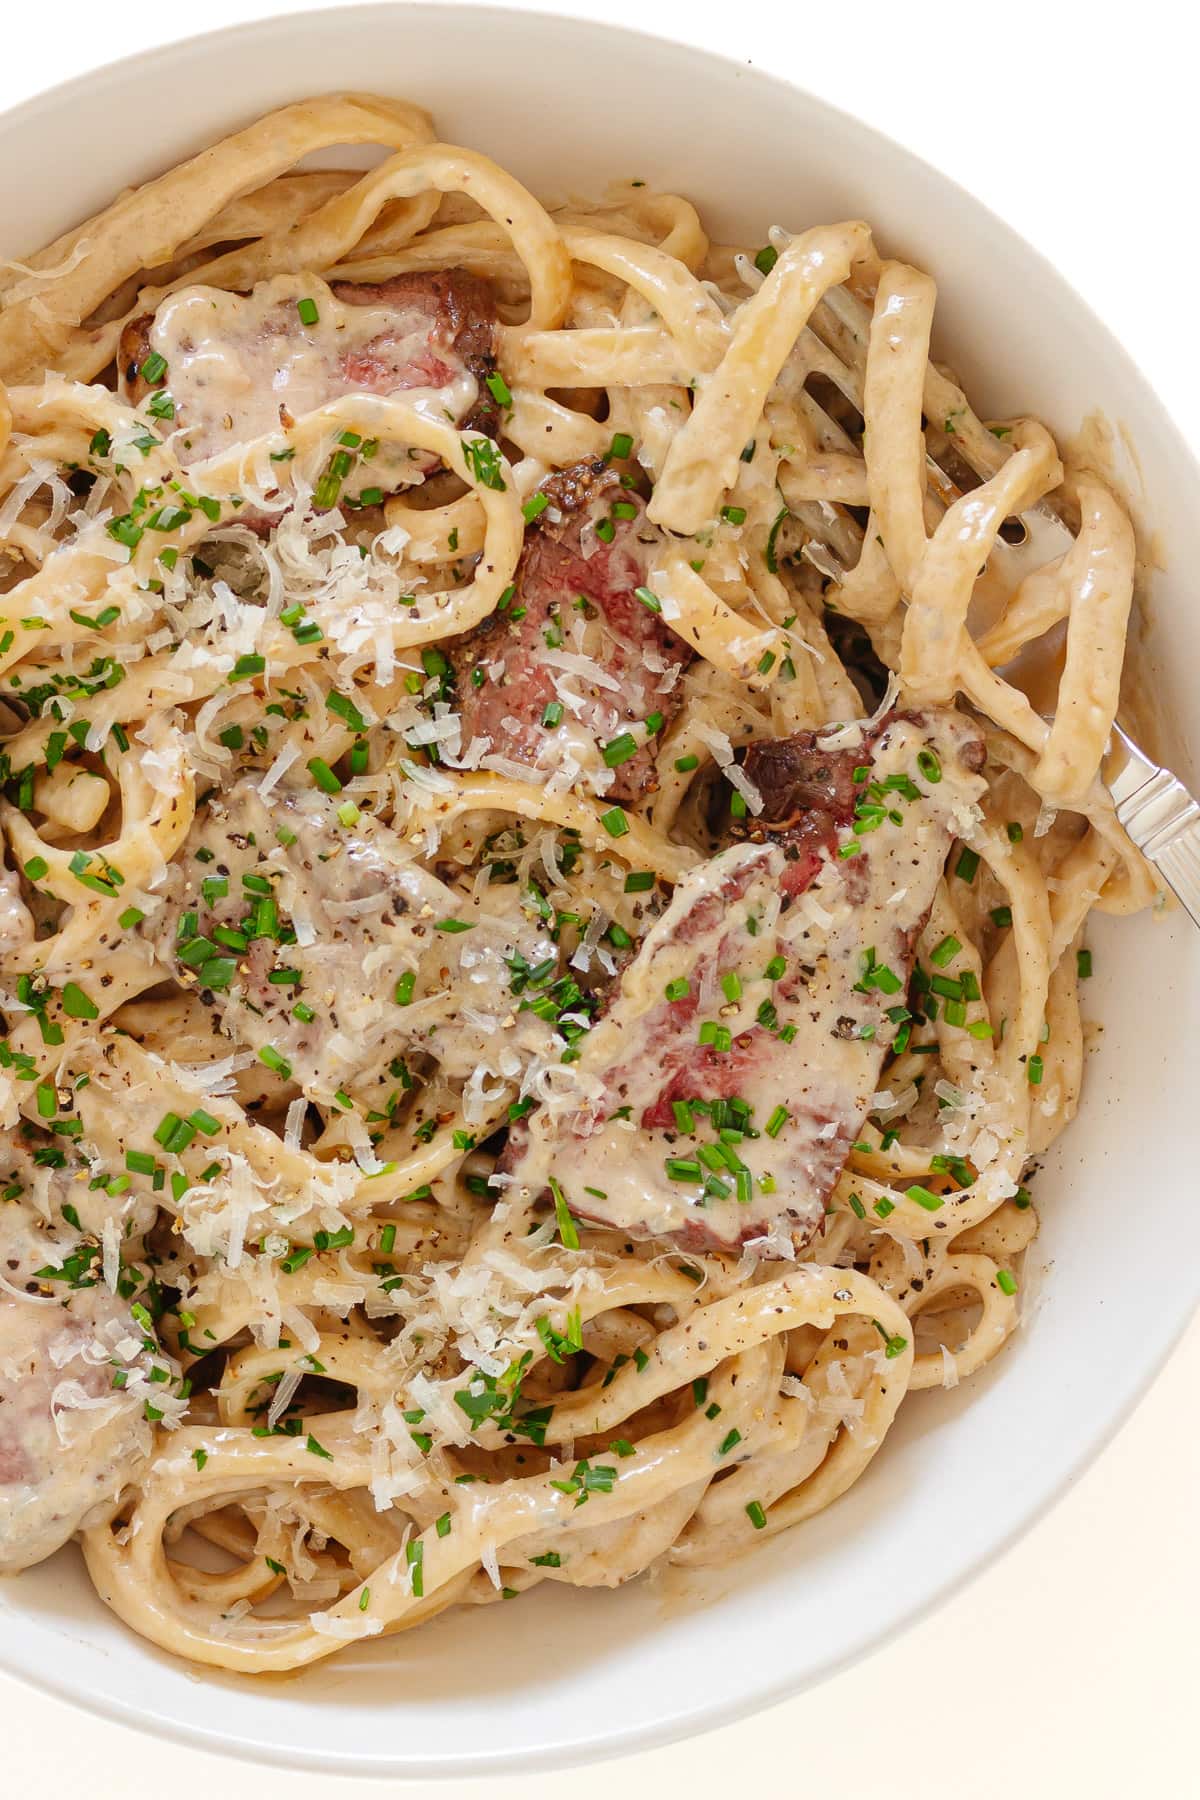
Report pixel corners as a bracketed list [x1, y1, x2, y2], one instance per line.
[1107, 746, 1200, 928]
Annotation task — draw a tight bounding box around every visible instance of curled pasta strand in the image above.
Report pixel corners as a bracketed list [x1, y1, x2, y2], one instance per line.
[1033, 476, 1136, 806]
[649, 222, 873, 534]
[184, 144, 572, 332]
[900, 420, 1062, 701]
[0, 95, 436, 383]
[863, 261, 936, 594]
[396, 770, 700, 883]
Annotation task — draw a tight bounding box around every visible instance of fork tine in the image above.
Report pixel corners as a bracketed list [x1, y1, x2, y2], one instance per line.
[1105, 723, 1200, 927]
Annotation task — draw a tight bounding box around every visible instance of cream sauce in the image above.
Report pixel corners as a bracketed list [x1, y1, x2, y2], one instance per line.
[0, 864, 34, 949]
[151, 780, 561, 1105]
[148, 274, 478, 494]
[0, 1196, 153, 1572]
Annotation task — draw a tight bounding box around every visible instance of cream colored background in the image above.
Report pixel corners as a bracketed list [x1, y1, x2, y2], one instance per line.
[1, 1, 1196, 1791]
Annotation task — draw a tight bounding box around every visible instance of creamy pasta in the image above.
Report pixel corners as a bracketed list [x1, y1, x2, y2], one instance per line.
[0, 92, 1157, 1672]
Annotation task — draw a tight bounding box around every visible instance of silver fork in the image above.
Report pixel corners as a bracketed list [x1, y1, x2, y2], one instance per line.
[1106, 722, 1200, 928]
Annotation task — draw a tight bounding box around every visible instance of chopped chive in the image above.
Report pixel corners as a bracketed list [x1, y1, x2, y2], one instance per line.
[745, 1500, 767, 1529]
[603, 732, 638, 768]
[905, 1184, 944, 1211]
[163, 1118, 196, 1154]
[61, 981, 99, 1020]
[307, 757, 342, 793]
[201, 958, 237, 990]
[954, 847, 980, 884]
[996, 1269, 1018, 1296]
[764, 503, 789, 574]
[633, 586, 662, 615]
[666, 1157, 701, 1182]
[550, 1178, 580, 1251]
[296, 297, 319, 326]
[930, 935, 960, 968]
[600, 806, 629, 837]
[325, 690, 369, 733]
[153, 1111, 181, 1147]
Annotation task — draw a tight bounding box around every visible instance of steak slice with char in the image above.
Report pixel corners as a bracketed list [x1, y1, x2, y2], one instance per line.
[500, 708, 987, 1255]
[331, 271, 500, 438]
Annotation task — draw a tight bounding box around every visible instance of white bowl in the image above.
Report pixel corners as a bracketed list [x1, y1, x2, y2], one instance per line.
[1, 4, 1197, 1777]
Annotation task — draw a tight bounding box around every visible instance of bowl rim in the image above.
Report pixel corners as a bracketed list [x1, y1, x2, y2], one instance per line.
[0, 3, 1197, 1777]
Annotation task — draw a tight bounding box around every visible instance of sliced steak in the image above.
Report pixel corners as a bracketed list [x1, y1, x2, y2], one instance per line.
[117, 269, 498, 490]
[451, 460, 689, 803]
[500, 708, 987, 1255]
[331, 270, 499, 438]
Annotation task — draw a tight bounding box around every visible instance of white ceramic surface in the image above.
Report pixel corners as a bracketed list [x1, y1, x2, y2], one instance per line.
[0, 4, 1196, 1778]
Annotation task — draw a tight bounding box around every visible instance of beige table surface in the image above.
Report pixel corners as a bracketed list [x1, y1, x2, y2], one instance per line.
[1, 2, 1196, 1793]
